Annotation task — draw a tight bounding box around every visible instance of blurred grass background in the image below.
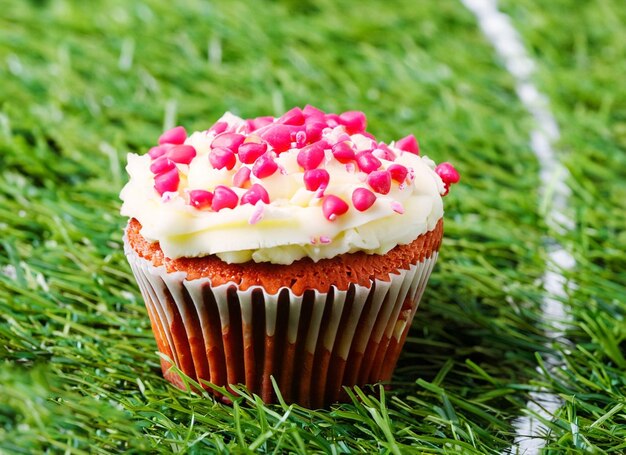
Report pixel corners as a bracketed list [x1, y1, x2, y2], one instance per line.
[0, 0, 624, 452]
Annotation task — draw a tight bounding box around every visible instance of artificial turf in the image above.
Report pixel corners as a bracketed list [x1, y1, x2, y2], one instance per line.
[0, 0, 624, 453]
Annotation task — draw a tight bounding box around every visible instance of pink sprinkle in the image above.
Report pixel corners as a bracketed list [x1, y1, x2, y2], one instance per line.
[248, 201, 265, 225]
[154, 168, 179, 195]
[211, 185, 239, 211]
[352, 187, 376, 212]
[241, 183, 270, 205]
[332, 142, 356, 163]
[252, 154, 278, 178]
[295, 131, 307, 148]
[167, 145, 196, 164]
[356, 151, 382, 173]
[305, 121, 326, 143]
[238, 142, 267, 164]
[211, 133, 245, 152]
[148, 144, 173, 159]
[149, 157, 175, 175]
[339, 111, 367, 134]
[395, 134, 419, 154]
[277, 107, 305, 126]
[302, 105, 326, 121]
[297, 143, 325, 170]
[322, 194, 349, 221]
[208, 121, 228, 135]
[324, 113, 341, 128]
[260, 124, 299, 153]
[232, 166, 252, 187]
[319, 235, 331, 244]
[391, 201, 405, 214]
[209, 146, 236, 170]
[388, 164, 408, 183]
[303, 169, 330, 192]
[158, 126, 187, 145]
[310, 236, 318, 245]
[435, 162, 460, 184]
[189, 190, 213, 209]
[367, 170, 392, 194]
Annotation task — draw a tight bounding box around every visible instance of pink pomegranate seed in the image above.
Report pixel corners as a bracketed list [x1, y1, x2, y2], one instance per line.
[303, 169, 330, 191]
[148, 144, 173, 159]
[208, 121, 228, 135]
[247, 116, 274, 132]
[391, 201, 405, 214]
[339, 111, 366, 134]
[211, 133, 245, 152]
[209, 146, 236, 170]
[361, 131, 376, 140]
[356, 151, 382, 173]
[388, 164, 408, 183]
[319, 235, 331, 244]
[158, 126, 187, 145]
[324, 113, 340, 128]
[154, 168, 179, 195]
[373, 143, 396, 161]
[305, 121, 326, 143]
[395, 134, 419, 154]
[322, 194, 349, 221]
[332, 142, 356, 163]
[167, 145, 196, 164]
[277, 107, 305, 126]
[297, 143, 325, 170]
[232, 166, 252, 187]
[252, 153, 278, 178]
[248, 201, 265, 224]
[367, 170, 392, 194]
[295, 131, 307, 148]
[352, 187, 376, 212]
[260, 124, 298, 153]
[238, 142, 267, 164]
[302, 105, 325, 121]
[211, 185, 239, 211]
[332, 132, 350, 144]
[241, 183, 270, 205]
[435, 162, 460, 185]
[150, 157, 175, 175]
[189, 190, 213, 209]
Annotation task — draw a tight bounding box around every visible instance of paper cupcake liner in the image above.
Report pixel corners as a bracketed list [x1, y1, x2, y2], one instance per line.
[125, 240, 438, 408]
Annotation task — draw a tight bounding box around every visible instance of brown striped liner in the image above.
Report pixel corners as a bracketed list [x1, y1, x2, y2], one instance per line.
[124, 226, 441, 408]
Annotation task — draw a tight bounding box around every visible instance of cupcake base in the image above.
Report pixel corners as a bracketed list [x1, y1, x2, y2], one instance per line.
[125, 220, 442, 407]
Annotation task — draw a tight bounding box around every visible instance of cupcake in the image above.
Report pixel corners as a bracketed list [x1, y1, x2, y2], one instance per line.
[120, 106, 459, 407]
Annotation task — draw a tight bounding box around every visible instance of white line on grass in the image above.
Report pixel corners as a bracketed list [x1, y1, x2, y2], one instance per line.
[459, 0, 575, 453]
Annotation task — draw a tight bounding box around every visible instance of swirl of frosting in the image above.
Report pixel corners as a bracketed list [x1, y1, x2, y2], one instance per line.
[120, 106, 454, 264]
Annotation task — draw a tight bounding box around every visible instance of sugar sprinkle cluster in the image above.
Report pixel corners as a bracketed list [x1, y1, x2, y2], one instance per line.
[146, 106, 459, 222]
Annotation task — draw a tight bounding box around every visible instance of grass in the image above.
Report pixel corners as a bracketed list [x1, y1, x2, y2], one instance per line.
[0, 0, 624, 452]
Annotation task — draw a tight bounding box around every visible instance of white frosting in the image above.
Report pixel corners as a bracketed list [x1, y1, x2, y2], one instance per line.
[120, 113, 445, 264]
